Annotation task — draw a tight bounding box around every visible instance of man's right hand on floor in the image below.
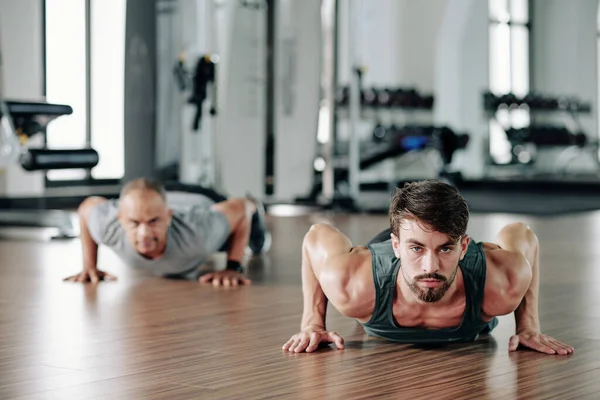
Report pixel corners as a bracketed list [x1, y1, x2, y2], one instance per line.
[282, 328, 345, 353]
[64, 268, 117, 283]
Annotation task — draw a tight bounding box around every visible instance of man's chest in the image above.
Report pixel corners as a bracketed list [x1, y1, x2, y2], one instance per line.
[391, 298, 467, 329]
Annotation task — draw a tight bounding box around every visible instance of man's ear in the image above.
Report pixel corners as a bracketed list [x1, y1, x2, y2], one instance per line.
[167, 208, 174, 226]
[390, 231, 401, 258]
[460, 235, 471, 260]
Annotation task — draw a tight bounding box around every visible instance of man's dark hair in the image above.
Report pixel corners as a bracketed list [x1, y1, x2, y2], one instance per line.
[120, 178, 167, 201]
[389, 180, 469, 242]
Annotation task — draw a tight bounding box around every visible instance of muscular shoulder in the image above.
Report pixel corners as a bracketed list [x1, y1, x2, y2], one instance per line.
[319, 246, 375, 319]
[482, 243, 533, 316]
[83, 198, 121, 246]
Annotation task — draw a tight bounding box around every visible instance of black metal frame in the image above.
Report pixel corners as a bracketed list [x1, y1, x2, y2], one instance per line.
[265, 0, 275, 196]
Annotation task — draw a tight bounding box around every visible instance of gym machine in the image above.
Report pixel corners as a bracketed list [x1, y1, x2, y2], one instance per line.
[300, 0, 468, 210]
[483, 91, 600, 177]
[0, 36, 99, 238]
[0, 101, 100, 238]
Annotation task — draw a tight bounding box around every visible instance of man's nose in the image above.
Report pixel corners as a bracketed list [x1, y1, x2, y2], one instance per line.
[422, 251, 439, 274]
[137, 224, 150, 235]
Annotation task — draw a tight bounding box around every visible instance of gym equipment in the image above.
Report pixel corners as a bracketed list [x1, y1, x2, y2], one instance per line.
[0, 99, 100, 238]
[0, 101, 99, 172]
[0, 31, 99, 238]
[300, 125, 469, 204]
[483, 91, 592, 113]
[483, 90, 600, 176]
[302, 0, 457, 210]
[336, 85, 435, 110]
[174, 53, 218, 131]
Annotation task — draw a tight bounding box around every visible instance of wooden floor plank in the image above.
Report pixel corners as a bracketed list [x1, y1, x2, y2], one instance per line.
[0, 211, 598, 399]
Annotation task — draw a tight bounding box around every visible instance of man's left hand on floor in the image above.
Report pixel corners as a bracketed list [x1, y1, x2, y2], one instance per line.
[199, 270, 252, 287]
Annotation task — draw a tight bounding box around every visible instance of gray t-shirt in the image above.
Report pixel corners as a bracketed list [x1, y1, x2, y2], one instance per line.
[87, 192, 230, 277]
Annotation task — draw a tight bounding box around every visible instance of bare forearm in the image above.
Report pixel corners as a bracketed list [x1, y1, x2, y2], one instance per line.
[514, 272, 540, 331]
[79, 215, 99, 270]
[515, 239, 540, 332]
[300, 245, 328, 330]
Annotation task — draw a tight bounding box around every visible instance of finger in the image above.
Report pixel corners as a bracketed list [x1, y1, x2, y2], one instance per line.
[546, 338, 571, 355]
[290, 336, 305, 352]
[329, 332, 345, 350]
[282, 336, 297, 350]
[213, 276, 222, 287]
[287, 338, 301, 352]
[63, 275, 76, 282]
[306, 333, 321, 353]
[199, 273, 214, 284]
[522, 338, 556, 355]
[294, 337, 310, 353]
[243, 277, 252, 285]
[76, 273, 88, 283]
[549, 338, 574, 354]
[89, 270, 99, 284]
[104, 272, 117, 281]
[231, 278, 239, 287]
[508, 335, 520, 351]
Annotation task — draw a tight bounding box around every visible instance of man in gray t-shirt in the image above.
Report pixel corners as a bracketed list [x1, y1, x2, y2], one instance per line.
[64, 178, 270, 286]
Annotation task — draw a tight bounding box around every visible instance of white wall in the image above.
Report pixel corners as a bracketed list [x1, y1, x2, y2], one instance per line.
[272, 0, 321, 201]
[215, 2, 267, 197]
[530, 0, 599, 174]
[434, 0, 489, 179]
[0, 0, 45, 196]
[337, 0, 448, 90]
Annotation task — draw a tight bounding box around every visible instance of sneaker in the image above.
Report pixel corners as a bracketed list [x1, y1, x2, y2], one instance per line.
[246, 194, 272, 255]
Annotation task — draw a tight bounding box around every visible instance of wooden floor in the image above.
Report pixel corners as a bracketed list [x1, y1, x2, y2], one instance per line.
[0, 209, 599, 399]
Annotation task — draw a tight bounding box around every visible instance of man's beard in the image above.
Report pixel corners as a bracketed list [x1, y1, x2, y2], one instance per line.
[401, 265, 459, 303]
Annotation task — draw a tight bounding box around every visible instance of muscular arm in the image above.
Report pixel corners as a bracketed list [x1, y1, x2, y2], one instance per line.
[283, 223, 373, 353]
[482, 246, 532, 318]
[300, 223, 373, 329]
[78, 197, 106, 271]
[64, 196, 116, 283]
[483, 223, 573, 355]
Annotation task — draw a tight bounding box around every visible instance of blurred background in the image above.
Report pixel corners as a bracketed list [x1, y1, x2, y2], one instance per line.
[1, 0, 600, 231]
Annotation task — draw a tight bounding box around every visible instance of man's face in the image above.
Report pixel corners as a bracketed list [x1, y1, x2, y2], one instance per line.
[117, 189, 173, 258]
[391, 219, 469, 303]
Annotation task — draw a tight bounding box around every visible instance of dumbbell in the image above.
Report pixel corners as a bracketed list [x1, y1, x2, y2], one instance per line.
[499, 93, 518, 107]
[377, 89, 394, 108]
[362, 87, 379, 107]
[372, 123, 389, 143]
[483, 91, 501, 111]
[420, 94, 435, 109]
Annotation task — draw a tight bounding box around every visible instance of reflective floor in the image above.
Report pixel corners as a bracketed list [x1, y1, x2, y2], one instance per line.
[0, 210, 598, 399]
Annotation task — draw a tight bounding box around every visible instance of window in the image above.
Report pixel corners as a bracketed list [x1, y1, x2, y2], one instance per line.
[90, 0, 126, 180]
[44, 0, 125, 182]
[488, 0, 530, 164]
[44, 0, 87, 180]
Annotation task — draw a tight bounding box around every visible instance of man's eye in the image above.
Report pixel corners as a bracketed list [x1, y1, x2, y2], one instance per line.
[410, 246, 422, 252]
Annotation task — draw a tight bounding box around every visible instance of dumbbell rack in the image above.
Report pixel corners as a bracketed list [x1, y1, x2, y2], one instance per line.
[482, 91, 600, 178]
[337, 86, 437, 180]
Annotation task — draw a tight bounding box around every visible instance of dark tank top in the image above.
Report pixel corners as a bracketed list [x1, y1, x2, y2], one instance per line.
[359, 239, 498, 343]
